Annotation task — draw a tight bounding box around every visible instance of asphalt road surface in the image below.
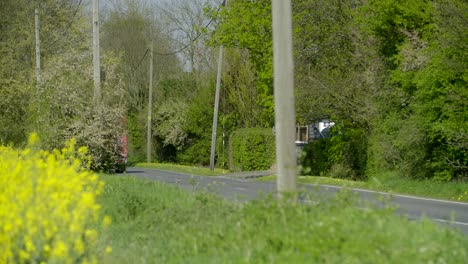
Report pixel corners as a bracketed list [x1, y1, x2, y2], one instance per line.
[126, 167, 468, 234]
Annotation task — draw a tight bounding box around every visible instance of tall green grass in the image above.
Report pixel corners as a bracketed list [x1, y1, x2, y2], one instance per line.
[96, 175, 467, 263]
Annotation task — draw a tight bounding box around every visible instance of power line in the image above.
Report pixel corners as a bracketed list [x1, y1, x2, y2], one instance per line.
[153, 0, 225, 56]
[44, 0, 83, 48]
[129, 48, 150, 76]
[154, 16, 215, 56]
[129, 0, 226, 74]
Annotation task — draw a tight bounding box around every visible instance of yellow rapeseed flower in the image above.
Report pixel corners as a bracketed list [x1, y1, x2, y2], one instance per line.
[105, 246, 113, 254]
[0, 136, 108, 263]
[103, 215, 112, 227]
[52, 240, 68, 258]
[28, 133, 39, 145]
[74, 239, 85, 255]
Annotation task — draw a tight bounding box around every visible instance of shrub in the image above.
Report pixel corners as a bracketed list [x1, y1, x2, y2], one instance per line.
[127, 113, 146, 164]
[229, 128, 275, 171]
[329, 126, 368, 179]
[301, 138, 331, 176]
[67, 104, 126, 172]
[0, 134, 109, 263]
[178, 138, 211, 166]
[28, 49, 127, 173]
[301, 125, 368, 179]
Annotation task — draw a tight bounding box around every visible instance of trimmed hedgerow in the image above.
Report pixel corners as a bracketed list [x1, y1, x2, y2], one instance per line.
[229, 128, 275, 171]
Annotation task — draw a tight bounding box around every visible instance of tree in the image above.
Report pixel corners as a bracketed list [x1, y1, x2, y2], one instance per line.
[212, 0, 274, 127]
[362, 0, 467, 180]
[159, 0, 217, 75]
[101, 0, 180, 112]
[0, 0, 88, 145]
[293, 0, 381, 128]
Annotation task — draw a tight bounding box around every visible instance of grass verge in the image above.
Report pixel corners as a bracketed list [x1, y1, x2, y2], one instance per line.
[134, 162, 226, 176]
[96, 174, 467, 263]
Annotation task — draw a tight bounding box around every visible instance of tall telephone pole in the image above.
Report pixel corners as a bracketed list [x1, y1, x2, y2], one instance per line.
[272, 0, 297, 195]
[209, 46, 224, 171]
[209, 0, 227, 171]
[35, 9, 41, 88]
[147, 43, 154, 163]
[93, 0, 101, 101]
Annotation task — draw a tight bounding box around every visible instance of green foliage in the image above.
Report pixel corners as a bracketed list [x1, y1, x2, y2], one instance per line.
[293, 0, 381, 128]
[358, 0, 433, 69]
[27, 49, 127, 173]
[330, 126, 368, 179]
[101, 1, 179, 112]
[301, 139, 331, 176]
[229, 128, 275, 171]
[412, 0, 468, 180]
[153, 99, 188, 150]
[178, 139, 212, 166]
[213, 0, 274, 126]
[369, 113, 430, 179]
[69, 104, 126, 173]
[0, 0, 87, 146]
[222, 48, 265, 128]
[0, 0, 126, 172]
[0, 78, 30, 145]
[97, 175, 468, 263]
[363, 0, 468, 180]
[302, 125, 368, 179]
[127, 113, 146, 164]
[177, 85, 215, 166]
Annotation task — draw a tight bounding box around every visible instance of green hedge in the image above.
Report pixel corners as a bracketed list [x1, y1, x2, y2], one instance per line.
[301, 126, 368, 179]
[229, 128, 275, 171]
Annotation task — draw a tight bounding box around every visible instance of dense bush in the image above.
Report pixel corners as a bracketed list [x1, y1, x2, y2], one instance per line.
[302, 126, 368, 179]
[229, 128, 275, 171]
[178, 139, 212, 166]
[127, 113, 146, 164]
[301, 138, 331, 176]
[0, 134, 110, 263]
[362, 0, 468, 181]
[68, 104, 126, 172]
[27, 50, 127, 173]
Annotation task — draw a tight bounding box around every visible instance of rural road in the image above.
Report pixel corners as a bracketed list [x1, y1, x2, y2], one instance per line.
[126, 167, 468, 235]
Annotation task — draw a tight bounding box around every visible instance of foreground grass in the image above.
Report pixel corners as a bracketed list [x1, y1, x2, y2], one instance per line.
[260, 172, 468, 202]
[134, 162, 226, 176]
[96, 174, 467, 263]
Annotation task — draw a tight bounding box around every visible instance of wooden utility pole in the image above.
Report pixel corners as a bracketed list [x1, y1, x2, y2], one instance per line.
[35, 9, 41, 87]
[272, 0, 297, 195]
[93, 0, 101, 101]
[147, 44, 154, 163]
[209, 46, 224, 171]
[209, 0, 228, 171]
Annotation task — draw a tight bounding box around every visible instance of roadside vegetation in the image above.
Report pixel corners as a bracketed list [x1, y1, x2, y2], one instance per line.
[0, 135, 110, 263]
[96, 174, 468, 263]
[1, 136, 466, 263]
[1, 0, 466, 185]
[1, 0, 467, 262]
